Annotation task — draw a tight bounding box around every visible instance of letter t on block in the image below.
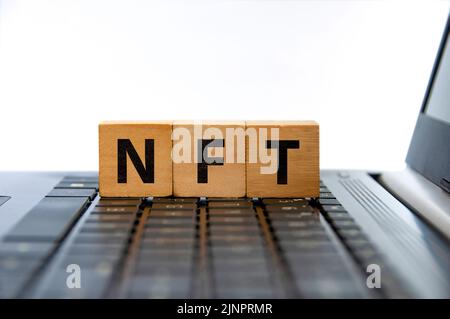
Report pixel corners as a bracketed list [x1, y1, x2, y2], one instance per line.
[99, 121, 173, 197]
[246, 121, 319, 198]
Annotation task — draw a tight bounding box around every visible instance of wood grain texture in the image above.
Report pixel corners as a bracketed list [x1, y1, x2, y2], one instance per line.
[99, 121, 172, 197]
[172, 121, 246, 197]
[246, 121, 319, 198]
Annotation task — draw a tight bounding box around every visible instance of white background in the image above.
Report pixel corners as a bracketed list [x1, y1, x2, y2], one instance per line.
[0, 0, 449, 171]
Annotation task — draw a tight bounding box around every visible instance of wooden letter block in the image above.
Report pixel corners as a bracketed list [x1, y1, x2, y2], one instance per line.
[173, 121, 246, 197]
[99, 121, 172, 197]
[246, 121, 319, 198]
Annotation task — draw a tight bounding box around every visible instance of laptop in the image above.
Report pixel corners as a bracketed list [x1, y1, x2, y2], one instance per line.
[0, 15, 449, 300]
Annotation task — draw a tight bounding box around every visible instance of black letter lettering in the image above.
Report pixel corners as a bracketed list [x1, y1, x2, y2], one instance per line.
[117, 139, 154, 183]
[266, 140, 300, 184]
[197, 139, 224, 183]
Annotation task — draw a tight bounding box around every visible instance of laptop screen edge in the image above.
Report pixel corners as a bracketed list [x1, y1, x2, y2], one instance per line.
[405, 11, 450, 193]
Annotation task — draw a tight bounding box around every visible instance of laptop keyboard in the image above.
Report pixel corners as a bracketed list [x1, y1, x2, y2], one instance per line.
[0, 176, 409, 298]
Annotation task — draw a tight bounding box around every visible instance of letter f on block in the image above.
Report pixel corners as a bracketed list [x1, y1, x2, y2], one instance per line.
[117, 139, 155, 183]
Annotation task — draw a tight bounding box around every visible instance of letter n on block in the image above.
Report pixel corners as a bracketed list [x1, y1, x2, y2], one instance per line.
[246, 121, 319, 198]
[99, 121, 172, 197]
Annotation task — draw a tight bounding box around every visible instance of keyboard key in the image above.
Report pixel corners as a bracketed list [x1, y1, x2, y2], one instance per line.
[283, 241, 336, 253]
[152, 197, 197, 204]
[269, 212, 317, 220]
[86, 214, 135, 223]
[331, 220, 358, 229]
[344, 237, 373, 249]
[295, 263, 352, 278]
[211, 237, 263, 247]
[134, 262, 192, 276]
[215, 273, 272, 289]
[146, 217, 195, 226]
[213, 256, 269, 268]
[294, 277, 360, 298]
[209, 216, 255, 222]
[149, 210, 195, 217]
[144, 227, 195, 238]
[91, 206, 137, 214]
[319, 192, 335, 199]
[210, 213, 257, 219]
[59, 255, 120, 270]
[145, 223, 194, 230]
[5, 197, 88, 242]
[67, 244, 124, 256]
[212, 247, 265, 259]
[140, 237, 194, 249]
[263, 198, 309, 206]
[319, 198, 341, 205]
[0, 242, 53, 258]
[338, 228, 367, 240]
[210, 233, 262, 241]
[285, 252, 341, 265]
[215, 288, 275, 299]
[138, 250, 193, 263]
[151, 203, 196, 210]
[0, 256, 42, 273]
[324, 212, 350, 219]
[0, 258, 42, 298]
[209, 224, 260, 234]
[208, 208, 254, 215]
[276, 230, 329, 241]
[208, 197, 252, 202]
[55, 182, 98, 189]
[265, 205, 313, 212]
[63, 176, 98, 183]
[208, 201, 253, 208]
[322, 205, 347, 212]
[271, 220, 321, 228]
[79, 223, 131, 233]
[74, 233, 128, 245]
[47, 188, 97, 200]
[96, 199, 141, 207]
[126, 275, 191, 298]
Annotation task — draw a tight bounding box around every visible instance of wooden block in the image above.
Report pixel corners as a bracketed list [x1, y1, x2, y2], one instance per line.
[172, 121, 246, 197]
[246, 121, 319, 198]
[99, 121, 172, 197]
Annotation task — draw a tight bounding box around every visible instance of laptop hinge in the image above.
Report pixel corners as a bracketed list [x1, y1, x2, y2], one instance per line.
[379, 167, 450, 240]
[440, 176, 450, 193]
